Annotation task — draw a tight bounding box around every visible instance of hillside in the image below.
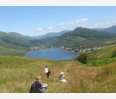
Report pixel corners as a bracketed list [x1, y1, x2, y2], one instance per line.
[0, 27, 116, 56]
[101, 26, 116, 34]
[0, 46, 28, 56]
[0, 56, 116, 92]
[0, 31, 30, 48]
[52, 27, 116, 49]
[0, 31, 45, 56]
[33, 30, 70, 39]
[76, 43, 116, 67]
[86, 44, 116, 66]
[94, 44, 116, 59]
[0, 43, 116, 93]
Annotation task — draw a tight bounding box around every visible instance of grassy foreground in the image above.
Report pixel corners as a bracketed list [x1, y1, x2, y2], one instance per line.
[0, 56, 116, 93]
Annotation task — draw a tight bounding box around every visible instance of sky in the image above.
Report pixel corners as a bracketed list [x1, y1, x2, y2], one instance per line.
[0, 6, 116, 36]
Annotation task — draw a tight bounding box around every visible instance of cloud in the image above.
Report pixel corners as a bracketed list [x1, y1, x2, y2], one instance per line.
[95, 22, 116, 28]
[58, 18, 88, 28]
[37, 27, 43, 31]
[36, 18, 88, 32]
[47, 26, 53, 30]
[75, 18, 88, 23]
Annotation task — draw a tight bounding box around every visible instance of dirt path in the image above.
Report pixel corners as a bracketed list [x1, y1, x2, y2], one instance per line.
[51, 61, 102, 93]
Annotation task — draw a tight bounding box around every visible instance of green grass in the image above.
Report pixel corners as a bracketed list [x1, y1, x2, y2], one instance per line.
[95, 44, 116, 59]
[0, 56, 68, 92]
[87, 57, 116, 66]
[0, 44, 116, 93]
[0, 56, 116, 93]
[0, 46, 28, 56]
[79, 44, 116, 66]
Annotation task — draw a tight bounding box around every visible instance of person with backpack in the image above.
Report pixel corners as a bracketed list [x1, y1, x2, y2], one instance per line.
[44, 65, 51, 78]
[30, 76, 48, 93]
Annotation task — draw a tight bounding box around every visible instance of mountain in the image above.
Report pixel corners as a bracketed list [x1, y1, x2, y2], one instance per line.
[8, 32, 25, 37]
[0, 31, 46, 56]
[93, 28, 104, 31]
[52, 27, 116, 49]
[0, 26, 116, 56]
[33, 30, 70, 39]
[101, 26, 116, 34]
[0, 32, 31, 48]
[8, 32, 32, 39]
[0, 31, 44, 49]
[31, 30, 70, 46]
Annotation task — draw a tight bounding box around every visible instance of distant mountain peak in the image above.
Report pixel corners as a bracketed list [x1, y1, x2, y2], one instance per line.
[101, 25, 116, 34]
[74, 27, 88, 31]
[8, 32, 23, 36]
[110, 25, 116, 28]
[33, 30, 70, 39]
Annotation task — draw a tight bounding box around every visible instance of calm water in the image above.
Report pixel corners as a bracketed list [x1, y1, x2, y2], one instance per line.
[26, 48, 77, 60]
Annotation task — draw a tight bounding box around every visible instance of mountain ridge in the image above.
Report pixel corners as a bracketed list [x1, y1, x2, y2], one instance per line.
[52, 27, 116, 49]
[0, 25, 116, 56]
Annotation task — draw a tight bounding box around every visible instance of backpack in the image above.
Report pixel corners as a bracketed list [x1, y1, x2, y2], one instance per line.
[48, 70, 51, 75]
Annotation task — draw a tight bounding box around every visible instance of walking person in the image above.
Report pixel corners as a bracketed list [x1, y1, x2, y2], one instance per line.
[44, 65, 51, 78]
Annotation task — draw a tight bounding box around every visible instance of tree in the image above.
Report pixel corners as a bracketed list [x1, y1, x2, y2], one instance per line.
[77, 52, 97, 64]
[77, 52, 88, 64]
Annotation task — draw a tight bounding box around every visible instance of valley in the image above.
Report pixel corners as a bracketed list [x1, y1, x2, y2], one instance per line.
[0, 26, 116, 93]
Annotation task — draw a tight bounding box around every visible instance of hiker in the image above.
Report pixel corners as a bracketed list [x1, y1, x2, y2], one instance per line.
[59, 72, 67, 83]
[44, 65, 51, 78]
[30, 76, 48, 93]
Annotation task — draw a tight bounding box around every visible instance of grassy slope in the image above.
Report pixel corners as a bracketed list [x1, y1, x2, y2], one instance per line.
[87, 44, 116, 66]
[95, 44, 116, 59]
[87, 57, 116, 66]
[0, 56, 67, 92]
[0, 46, 28, 56]
[0, 56, 116, 93]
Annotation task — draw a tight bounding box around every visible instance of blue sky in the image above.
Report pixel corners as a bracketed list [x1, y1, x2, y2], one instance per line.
[0, 6, 116, 36]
